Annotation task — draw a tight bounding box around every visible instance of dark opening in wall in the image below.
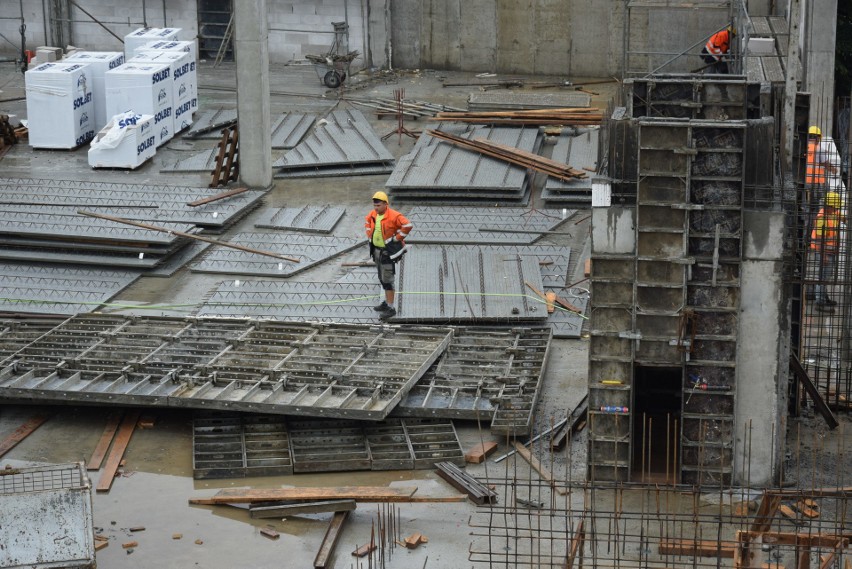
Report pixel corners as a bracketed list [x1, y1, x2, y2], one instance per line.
[632, 366, 681, 483]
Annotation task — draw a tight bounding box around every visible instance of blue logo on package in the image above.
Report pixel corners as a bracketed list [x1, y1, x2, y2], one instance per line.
[154, 107, 171, 123]
[79, 112, 89, 126]
[118, 113, 143, 128]
[72, 92, 92, 109]
[158, 88, 167, 102]
[160, 126, 169, 140]
[76, 130, 95, 146]
[151, 68, 170, 84]
[175, 101, 191, 119]
[109, 56, 125, 69]
[178, 84, 186, 97]
[137, 135, 155, 155]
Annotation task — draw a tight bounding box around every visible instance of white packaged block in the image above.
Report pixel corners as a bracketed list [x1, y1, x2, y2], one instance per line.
[136, 39, 197, 65]
[63, 51, 125, 132]
[88, 113, 156, 169]
[105, 62, 174, 148]
[123, 27, 182, 60]
[131, 51, 196, 130]
[25, 62, 96, 149]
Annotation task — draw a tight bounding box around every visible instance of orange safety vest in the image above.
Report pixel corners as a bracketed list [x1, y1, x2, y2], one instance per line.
[806, 138, 825, 186]
[810, 207, 840, 252]
[704, 30, 731, 61]
[364, 207, 412, 245]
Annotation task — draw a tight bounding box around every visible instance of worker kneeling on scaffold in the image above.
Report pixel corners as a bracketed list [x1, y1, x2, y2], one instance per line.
[365, 191, 412, 320]
[811, 191, 846, 312]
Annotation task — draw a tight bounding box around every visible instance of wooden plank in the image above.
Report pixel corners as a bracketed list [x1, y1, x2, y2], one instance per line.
[513, 441, 567, 495]
[313, 511, 350, 569]
[0, 413, 51, 458]
[780, 504, 799, 520]
[465, 441, 498, 464]
[659, 538, 737, 558]
[191, 486, 419, 505]
[818, 539, 848, 569]
[565, 519, 585, 569]
[352, 543, 377, 557]
[796, 501, 820, 518]
[187, 187, 248, 207]
[96, 410, 141, 493]
[751, 493, 782, 533]
[250, 499, 357, 518]
[87, 411, 124, 470]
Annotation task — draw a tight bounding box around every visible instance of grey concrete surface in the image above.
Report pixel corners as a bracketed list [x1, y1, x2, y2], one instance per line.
[0, 59, 599, 568]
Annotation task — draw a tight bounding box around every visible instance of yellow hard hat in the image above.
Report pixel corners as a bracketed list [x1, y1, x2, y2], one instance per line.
[826, 192, 841, 209]
[372, 191, 388, 202]
[727, 24, 737, 35]
[809, 125, 822, 136]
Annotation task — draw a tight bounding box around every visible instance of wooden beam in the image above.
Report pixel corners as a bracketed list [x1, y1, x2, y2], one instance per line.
[0, 413, 51, 458]
[751, 492, 782, 533]
[790, 354, 839, 429]
[249, 500, 357, 519]
[818, 539, 848, 569]
[96, 410, 141, 493]
[187, 187, 248, 207]
[191, 486, 419, 504]
[313, 511, 350, 569]
[513, 441, 567, 495]
[660, 538, 737, 558]
[87, 411, 124, 470]
[564, 518, 585, 569]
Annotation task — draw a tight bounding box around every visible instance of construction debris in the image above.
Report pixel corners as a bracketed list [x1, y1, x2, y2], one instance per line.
[465, 441, 498, 464]
[403, 532, 428, 549]
[190, 486, 419, 504]
[431, 107, 603, 126]
[467, 91, 592, 111]
[0, 412, 52, 459]
[435, 461, 498, 505]
[250, 500, 357, 519]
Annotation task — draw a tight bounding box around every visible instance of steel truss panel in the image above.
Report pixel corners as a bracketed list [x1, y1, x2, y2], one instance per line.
[273, 109, 394, 169]
[253, 205, 346, 233]
[191, 415, 462, 479]
[0, 264, 141, 315]
[273, 163, 395, 178]
[196, 281, 379, 322]
[0, 178, 266, 230]
[386, 124, 538, 194]
[0, 315, 453, 421]
[541, 128, 598, 206]
[395, 327, 551, 436]
[406, 206, 570, 245]
[160, 148, 218, 173]
[271, 113, 316, 149]
[191, 232, 365, 277]
[183, 108, 237, 138]
[548, 286, 590, 338]
[395, 247, 548, 322]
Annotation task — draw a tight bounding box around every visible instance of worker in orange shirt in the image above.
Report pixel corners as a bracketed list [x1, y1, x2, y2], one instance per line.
[365, 191, 412, 319]
[805, 126, 840, 205]
[701, 25, 735, 73]
[811, 192, 845, 311]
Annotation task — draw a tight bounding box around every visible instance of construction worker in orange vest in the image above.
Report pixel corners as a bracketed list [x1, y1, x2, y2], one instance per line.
[810, 191, 845, 311]
[806, 126, 840, 203]
[701, 25, 735, 73]
[365, 191, 413, 320]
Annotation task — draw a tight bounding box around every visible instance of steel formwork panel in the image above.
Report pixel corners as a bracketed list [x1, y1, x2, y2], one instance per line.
[406, 206, 571, 245]
[183, 108, 237, 138]
[542, 128, 598, 206]
[191, 232, 365, 277]
[160, 148, 218, 173]
[253, 205, 346, 233]
[197, 281, 379, 322]
[273, 109, 394, 169]
[270, 113, 316, 149]
[395, 327, 551, 435]
[193, 415, 293, 479]
[273, 163, 395, 179]
[395, 247, 547, 322]
[0, 316, 453, 420]
[386, 124, 538, 192]
[0, 317, 66, 360]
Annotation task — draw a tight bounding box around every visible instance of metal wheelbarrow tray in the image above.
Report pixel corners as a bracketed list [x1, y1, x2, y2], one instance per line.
[306, 50, 360, 88]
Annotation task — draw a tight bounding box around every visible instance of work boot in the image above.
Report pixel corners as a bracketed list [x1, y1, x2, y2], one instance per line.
[374, 301, 390, 312]
[378, 307, 396, 320]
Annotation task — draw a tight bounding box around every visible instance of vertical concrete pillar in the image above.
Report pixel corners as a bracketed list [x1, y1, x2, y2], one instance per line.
[234, 1, 272, 190]
[804, 0, 837, 134]
[734, 211, 787, 486]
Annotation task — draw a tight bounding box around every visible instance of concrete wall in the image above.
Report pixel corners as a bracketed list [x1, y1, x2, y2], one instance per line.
[591, 207, 635, 255]
[803, 0, 837, 135]
[735, 211, 787, 486]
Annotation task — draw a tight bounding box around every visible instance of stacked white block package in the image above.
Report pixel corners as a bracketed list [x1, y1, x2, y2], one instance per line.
[105, 62, 174, 148]
[25, 62, 95, 149]
[88, 112, 156, 169]
[131, 51, 195, 131]
[123, 27, 182, 61]
[135, 40, 197, 64]
[62, 51, 125, 132]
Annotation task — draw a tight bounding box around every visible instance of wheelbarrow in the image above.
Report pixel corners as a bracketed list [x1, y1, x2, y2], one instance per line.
[306, 51, 359, 88]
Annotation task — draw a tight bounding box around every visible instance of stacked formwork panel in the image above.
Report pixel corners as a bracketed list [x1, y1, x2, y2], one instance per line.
[589, 76, 748, 483]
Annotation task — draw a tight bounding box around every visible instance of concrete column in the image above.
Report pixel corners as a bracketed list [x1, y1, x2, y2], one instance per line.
[734, 211, 787, 486]
[804, 0, 837, 135]
[234, 1, 272, 190]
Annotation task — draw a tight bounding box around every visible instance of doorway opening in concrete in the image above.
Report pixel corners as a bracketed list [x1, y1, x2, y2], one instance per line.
[632, 366, 681, 483]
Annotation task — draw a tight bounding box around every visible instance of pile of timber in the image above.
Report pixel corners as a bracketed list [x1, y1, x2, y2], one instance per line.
[426, 129, 587, 182]
[432, 107, 603, 126]
[347, 97, 465, 119]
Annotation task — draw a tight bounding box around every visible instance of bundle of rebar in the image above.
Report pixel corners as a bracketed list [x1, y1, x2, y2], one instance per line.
[347, 97, 465, 119]
[426, 129, 588, 182]
[430, 108, 603, 126]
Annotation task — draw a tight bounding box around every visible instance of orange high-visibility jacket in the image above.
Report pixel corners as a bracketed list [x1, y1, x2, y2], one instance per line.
[704, 30, 731, 61]
[365, 207, 413, 245]
[810, 207, 840, 252]
[806, 138, 826, 186]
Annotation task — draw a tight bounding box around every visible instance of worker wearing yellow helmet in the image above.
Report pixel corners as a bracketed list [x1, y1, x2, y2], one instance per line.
[810, 191, 846, 311]
[364, 190, 413, 319]
[701, 24, 736, 73]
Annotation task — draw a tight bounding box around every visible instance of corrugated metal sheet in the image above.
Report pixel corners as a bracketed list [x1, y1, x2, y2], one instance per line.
[253, 206, 346, 233]
[541, 128, 598, 207]
[394, 247, 548, 322]
[271, 113, 316, 149]
[191, 232, 364, 277]
[160, 148, 218, 173]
